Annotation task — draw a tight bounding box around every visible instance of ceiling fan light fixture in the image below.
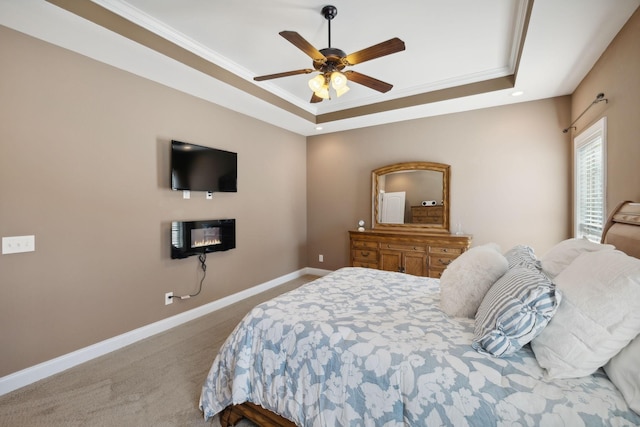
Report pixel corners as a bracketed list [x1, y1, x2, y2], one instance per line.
[315, 83, 330, 99]
[308, 74, 325, 92]
[335, 85, 350, 98]
[331, 71, 348, 90]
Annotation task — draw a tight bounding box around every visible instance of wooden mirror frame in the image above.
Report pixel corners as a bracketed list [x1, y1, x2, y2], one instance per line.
[372, 161, 450, 233]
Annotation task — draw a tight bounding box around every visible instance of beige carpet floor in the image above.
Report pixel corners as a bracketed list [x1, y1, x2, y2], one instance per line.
[0, 275, 319, 427]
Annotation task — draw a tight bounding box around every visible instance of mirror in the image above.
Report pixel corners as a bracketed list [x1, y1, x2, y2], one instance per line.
[372, 162, 450, 232]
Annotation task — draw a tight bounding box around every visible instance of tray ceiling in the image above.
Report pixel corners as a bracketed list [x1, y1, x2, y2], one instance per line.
[1, 0, 638, 135]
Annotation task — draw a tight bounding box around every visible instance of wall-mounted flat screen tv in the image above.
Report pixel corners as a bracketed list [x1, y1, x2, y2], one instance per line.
[171, 140, 237, 192]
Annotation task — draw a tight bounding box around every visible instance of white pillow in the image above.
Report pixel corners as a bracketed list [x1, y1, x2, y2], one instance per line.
[604, 335, 640, 415]
[540, 237, 614, 279]
[439, 243, 508, 318]
[531, 250, 640, 378]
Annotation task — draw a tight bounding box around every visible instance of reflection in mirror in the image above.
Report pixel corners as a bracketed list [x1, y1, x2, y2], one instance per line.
[372, 162, 450, 232]
[378, 170, 443, 223]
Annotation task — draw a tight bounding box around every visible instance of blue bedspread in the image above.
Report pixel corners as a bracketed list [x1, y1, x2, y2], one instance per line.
[200, 267, 639, 426]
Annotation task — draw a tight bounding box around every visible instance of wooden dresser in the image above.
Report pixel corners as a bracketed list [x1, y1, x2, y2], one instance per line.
[349, 230, 471, 278]
[410, 205, 444, 224]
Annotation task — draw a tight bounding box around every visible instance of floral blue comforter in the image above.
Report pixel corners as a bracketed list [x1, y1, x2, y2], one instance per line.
[200, 267, 639, 426]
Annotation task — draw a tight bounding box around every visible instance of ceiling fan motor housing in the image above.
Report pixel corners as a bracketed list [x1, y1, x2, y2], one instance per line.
[315, 48, 347, 72]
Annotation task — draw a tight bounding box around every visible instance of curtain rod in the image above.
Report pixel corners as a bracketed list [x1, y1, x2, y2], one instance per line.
[562, 93, 608, 133]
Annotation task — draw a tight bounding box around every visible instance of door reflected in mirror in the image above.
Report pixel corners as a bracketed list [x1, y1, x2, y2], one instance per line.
[372, 162, 450, 232]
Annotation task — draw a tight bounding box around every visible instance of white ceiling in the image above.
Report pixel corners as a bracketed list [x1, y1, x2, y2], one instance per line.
[1, 0, 639, 136]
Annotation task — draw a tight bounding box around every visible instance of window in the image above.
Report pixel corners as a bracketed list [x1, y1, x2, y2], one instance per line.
[574, 117, 606, 242]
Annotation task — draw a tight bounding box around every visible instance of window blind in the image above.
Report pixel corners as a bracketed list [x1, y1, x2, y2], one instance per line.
[574, 118, 606, 242]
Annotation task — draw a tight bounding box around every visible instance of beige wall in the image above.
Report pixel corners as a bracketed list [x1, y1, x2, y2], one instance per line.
[306, 8, 640, 273]
[570, 7, 640, 217]
[2, 6, 638, 381]
[0, 27, 307, 376]
[307, 97, 573, 271]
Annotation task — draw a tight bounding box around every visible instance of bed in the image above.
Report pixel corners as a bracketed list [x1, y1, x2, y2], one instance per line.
[200, 201, 640, 426]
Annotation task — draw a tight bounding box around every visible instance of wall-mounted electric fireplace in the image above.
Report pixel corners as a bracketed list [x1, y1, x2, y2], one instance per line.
[171, 219, 235, 259]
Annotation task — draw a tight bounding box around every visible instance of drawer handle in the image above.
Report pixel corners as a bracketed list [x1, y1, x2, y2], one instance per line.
[439, 259, 452, 266]
[360, 251, 370, 257]
[442, 248, 449, 253]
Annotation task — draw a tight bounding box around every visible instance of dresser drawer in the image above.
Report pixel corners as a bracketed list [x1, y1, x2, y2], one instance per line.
[429, 246, 463, 255]
[351, 239, 378, 250]
[429, 255, 456, 269]
[429, 269, 446, 279]
[352, 260, 378, 269]
[380, 243, 426, 252]
[351, 248, 378, 262]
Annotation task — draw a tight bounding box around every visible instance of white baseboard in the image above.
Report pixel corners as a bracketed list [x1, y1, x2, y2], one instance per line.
[0, 267, 331, 396]
[303, 267, 332, 276]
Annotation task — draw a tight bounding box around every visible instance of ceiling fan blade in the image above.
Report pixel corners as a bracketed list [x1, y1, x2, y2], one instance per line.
[279, 31, 327, 63]
[310, 93, 323, 103]
[254, 69, 314, 81]
[344, 37, 406, 65]
[344, 70, 393, 93]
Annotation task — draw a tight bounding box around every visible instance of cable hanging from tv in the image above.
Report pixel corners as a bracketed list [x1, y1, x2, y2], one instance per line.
[562, 93, 608, 133]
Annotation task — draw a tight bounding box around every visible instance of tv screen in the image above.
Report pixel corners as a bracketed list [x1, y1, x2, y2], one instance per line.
[171, 140, 237, 192]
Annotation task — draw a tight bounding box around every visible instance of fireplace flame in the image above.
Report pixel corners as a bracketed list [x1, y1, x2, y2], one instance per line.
[192, 239, 222, 248]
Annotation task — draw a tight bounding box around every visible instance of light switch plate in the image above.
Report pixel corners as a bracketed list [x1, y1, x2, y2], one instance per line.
[2, 235, 35, 254]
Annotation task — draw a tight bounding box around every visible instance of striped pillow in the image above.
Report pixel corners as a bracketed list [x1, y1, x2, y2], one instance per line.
[504, 245, 541, 270]
[472, 266, 562, 357]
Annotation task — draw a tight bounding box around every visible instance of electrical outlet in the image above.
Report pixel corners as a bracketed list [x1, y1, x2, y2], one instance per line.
[165, 292, 173, 305]
[2, 235, 35, 254]
[319, 254, 324, 262]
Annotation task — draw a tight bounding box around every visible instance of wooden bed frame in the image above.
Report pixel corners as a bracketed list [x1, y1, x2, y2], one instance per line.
[219, 402, 295, 427]
[218, 200, 640, 427]
[601, 200, 640, 258]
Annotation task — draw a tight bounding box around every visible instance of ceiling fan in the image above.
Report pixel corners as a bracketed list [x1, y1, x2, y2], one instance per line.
[253, 5, 406, 103]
